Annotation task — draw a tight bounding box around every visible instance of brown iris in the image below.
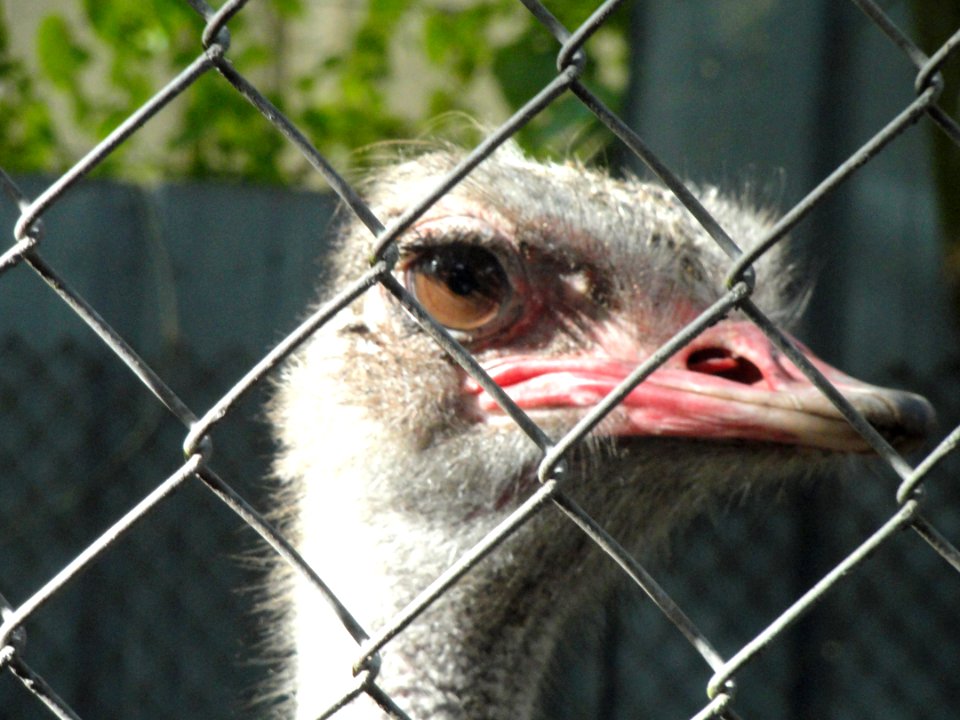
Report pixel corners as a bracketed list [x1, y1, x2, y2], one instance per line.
[407, 244, 511, 332]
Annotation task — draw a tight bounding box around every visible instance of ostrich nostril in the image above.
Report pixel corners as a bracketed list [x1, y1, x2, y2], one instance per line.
[686, 348, 763, 385]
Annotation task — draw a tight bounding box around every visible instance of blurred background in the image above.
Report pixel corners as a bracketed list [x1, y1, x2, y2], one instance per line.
[1, 1, 959, 718]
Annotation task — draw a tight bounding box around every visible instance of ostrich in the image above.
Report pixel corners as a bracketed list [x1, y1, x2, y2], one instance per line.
[268, 145, 934, 720]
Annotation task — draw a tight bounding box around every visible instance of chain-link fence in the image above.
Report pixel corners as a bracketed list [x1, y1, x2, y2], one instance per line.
[2, 1, 960, 719]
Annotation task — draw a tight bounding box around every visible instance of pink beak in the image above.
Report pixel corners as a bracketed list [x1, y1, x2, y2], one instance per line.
[468, 321, 934, 452]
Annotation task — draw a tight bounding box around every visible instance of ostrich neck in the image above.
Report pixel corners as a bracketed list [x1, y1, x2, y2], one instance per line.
[292, 476, 595, 720]
[286, 422, 719, 720]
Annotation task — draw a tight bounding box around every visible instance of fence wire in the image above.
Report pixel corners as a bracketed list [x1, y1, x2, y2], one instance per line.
[2, 1, 959, 719]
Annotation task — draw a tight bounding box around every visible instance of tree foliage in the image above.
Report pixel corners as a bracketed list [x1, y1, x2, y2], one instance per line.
[0, 0, 629, 184]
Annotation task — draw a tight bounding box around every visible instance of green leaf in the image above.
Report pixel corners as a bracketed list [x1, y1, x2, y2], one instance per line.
[36, 15, 90, 90]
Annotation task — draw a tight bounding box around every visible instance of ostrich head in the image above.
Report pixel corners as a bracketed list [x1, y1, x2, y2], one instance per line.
[269, 145, 934, 720]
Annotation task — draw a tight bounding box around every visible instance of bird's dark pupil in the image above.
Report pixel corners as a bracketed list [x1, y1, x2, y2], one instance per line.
[438, 260, 475, 296]
[430, 247, 504, 298]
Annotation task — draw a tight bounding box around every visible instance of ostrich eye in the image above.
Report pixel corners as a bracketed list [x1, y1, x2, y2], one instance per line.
[407, 243, 512, 332]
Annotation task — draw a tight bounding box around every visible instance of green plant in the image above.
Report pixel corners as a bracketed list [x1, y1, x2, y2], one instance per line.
[3, 1, 629, 183]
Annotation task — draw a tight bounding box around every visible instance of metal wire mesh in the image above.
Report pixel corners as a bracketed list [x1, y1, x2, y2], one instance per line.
[2, 1, 959, 719]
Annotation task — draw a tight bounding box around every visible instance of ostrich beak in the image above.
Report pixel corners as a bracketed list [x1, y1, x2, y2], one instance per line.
[469, 321, 935, 453]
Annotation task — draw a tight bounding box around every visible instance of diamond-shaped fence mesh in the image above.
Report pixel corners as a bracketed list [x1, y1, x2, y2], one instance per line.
[2, 2, 959, 719]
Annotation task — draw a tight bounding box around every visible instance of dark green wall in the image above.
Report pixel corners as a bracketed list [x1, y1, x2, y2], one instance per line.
[0, 179, 336, 718]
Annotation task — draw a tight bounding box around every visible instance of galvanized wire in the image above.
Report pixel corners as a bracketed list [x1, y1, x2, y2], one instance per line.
[1, 1, 958, 719]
